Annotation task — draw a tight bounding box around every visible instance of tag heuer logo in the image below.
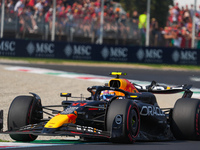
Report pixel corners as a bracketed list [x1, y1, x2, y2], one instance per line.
[64, 44, 73, 57]
[101, 46, 109, 59]
[26, 42, 35, 55]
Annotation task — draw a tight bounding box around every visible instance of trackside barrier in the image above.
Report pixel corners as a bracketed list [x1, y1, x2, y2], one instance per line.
[0, 38, 199, 65]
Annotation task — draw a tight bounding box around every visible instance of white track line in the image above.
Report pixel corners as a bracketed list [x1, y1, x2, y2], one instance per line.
[4, 66, 200, 98]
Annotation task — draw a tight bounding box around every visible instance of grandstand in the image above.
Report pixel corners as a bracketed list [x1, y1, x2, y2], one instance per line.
[0, 0, 199, 48]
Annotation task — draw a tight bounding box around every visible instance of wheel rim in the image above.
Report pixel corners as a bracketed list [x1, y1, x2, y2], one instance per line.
[130, 108, 139, 137]
[127, 105, 140, 139]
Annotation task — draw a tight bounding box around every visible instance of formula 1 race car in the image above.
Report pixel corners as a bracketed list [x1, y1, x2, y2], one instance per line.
[0, 72, 200, 143]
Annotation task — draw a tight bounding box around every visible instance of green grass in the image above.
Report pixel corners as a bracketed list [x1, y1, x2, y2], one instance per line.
[1, 56, 200, 71]
[29, 139, 82, 144]
[0, 139, 10, 142]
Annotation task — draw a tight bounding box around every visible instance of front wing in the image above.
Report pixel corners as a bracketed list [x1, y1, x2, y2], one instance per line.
[2, 122, 110, 139]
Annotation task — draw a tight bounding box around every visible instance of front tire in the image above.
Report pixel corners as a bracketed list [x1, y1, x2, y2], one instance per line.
[106, 99, 140, 143]
[171, 98, 200, 140]
[8, 95, 42, 141]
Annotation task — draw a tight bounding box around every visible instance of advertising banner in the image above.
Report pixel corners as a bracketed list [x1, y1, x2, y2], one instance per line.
[0, 38, 199, 65]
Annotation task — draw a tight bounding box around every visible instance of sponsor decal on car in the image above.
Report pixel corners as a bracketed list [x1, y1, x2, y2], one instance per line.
[61, 107, 79, 114]
[115, 115, 123, 125]
[140, 106, 165, 116]
[76, 125, 102, 134]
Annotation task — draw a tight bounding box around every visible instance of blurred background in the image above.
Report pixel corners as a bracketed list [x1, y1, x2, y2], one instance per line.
[1, 0, 200, 49]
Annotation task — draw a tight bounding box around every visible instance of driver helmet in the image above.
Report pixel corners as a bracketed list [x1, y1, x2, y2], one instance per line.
[100, 90, 115, 100]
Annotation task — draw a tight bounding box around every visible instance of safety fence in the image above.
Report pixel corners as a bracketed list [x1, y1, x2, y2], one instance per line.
[2, 10, 144, 46]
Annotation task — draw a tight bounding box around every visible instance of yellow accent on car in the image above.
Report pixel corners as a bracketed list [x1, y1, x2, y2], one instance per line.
[44, 114, 77, 128]
[62, 93, 68, 95]
[130, 95, 138, 98]
[110, 72, 127, 76]
[60, 93, 71, 97]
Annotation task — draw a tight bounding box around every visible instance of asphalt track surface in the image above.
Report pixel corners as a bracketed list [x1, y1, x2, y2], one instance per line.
[7, 140, 200, 150]
[1, 62, 200, 88]
[1, 62, 200, 150]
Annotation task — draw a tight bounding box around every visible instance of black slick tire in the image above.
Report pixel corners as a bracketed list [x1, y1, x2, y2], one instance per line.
[7, 96, 42, 141]
[106, 99, 140, 143]
[171, 98, 200, 140]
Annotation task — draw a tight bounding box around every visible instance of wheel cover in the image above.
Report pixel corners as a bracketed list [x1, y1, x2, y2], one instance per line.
[127, 105, 140, 139]
[130, 109, 139, 137]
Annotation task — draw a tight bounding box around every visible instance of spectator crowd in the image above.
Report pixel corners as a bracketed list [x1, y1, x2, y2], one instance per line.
[163, 3, 200, 48]
[2, 0, 136, 44]
[1, 0, 200, 48]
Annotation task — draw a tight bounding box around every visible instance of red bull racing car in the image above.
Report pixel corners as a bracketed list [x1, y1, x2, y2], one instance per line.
[0, 72, 200, 143]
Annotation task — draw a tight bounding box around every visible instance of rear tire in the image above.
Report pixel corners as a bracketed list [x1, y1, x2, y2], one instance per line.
[171, 98, 200, 140]
[8, 95, 42, 141]
[106, 99, 140, 143]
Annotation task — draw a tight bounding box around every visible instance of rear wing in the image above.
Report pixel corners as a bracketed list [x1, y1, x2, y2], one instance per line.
[133, 81, 193, 98]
